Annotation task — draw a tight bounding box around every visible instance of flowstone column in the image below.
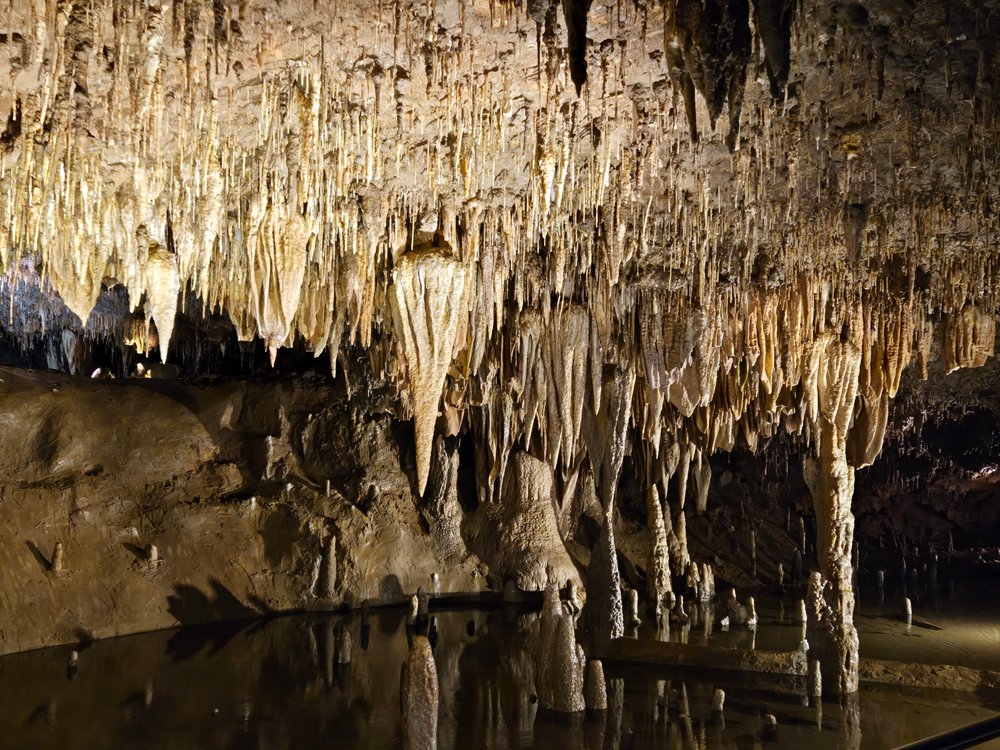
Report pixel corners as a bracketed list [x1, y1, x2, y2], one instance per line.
[801, 332, 862, 695]
[804, 428, 859, 695]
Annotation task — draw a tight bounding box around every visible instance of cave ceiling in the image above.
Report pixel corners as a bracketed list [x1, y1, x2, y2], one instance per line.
[0, 0, 998, 497]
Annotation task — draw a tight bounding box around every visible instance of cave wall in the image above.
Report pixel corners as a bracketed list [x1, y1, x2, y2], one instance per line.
[0, 366, 490, 656]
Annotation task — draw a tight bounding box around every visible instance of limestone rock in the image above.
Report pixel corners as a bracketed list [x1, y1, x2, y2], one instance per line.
[463, 451, 580, 592]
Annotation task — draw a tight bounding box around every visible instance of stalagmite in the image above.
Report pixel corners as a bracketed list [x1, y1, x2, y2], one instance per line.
[51, 542, 64, 573]
[586, 512, 625, 643]
[627, 589, 642, 626]
[320, 535, 337, 599]
[567, 579, 584, 616]
[390, 250, 469, 496]
[401, 636, 438, 750]
[646, 485, 672, 609]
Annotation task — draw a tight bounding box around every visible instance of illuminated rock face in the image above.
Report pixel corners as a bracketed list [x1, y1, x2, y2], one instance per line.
[0, 0, 997, 690]
[0, 368, 486, 656]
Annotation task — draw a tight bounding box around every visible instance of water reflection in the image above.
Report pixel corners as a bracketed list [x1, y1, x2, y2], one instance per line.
[0, 605, 996, 750]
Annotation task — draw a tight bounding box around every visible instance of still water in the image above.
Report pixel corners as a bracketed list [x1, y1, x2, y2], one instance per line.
[635, 577, 1000, 671]
[1, 603, 998, 750]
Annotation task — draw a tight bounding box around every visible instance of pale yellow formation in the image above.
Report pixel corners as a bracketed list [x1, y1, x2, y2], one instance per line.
[143, 242, 180, 363]
[246, 202, 313, 365]
[943, 306, 997, 374]
[646, 485, 672, 606]
[390, 250, 469, 496]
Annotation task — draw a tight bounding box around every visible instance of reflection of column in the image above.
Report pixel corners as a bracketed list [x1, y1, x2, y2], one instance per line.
[841, 692, 862, 750]
[402, 636, 438, 750]
[433, 625, 466, 750]
[324, 622, 335, 688]
[605, 678, 624, 750]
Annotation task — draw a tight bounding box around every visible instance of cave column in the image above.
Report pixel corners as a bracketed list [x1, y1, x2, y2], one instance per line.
[801, 332, 863, 695]
[804, 427, 859, 695]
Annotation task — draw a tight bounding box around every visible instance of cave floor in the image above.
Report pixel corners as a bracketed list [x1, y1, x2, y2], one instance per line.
[1, 604, 999, 750]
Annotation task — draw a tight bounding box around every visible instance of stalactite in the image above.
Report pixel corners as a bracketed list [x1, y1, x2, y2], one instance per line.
[0, 4, 996, 677]
[562, 0, 593, 96]
[390, 249, 469, 496]
[143, 241, 180, 363]
[942, 305, 996, 374]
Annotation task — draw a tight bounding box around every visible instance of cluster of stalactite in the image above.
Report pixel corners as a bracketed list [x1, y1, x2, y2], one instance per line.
[0, 0, 998, 692]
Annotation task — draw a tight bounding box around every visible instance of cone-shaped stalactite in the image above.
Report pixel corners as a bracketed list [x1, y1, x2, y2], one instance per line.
[663, 0, 752, 149]
[0, 0, 997, 675]
[390, 250, 469, 496]
[562, 0, 593, 95]
[752, 0, 795, 99]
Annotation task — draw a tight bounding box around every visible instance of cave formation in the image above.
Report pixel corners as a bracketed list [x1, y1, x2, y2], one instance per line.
[0, 0, 999, 745]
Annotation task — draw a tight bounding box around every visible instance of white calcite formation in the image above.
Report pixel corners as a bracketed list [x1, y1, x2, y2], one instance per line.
[390, 249, 469, 496]
[464, 452, 581, 592]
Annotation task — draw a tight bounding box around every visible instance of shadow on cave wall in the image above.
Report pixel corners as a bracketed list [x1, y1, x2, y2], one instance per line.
[167, 579, 259, 625]
[164, 579, 274, 661]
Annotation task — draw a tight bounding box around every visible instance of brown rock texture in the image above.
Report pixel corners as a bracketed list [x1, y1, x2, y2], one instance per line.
[0, 367, 485, 655]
